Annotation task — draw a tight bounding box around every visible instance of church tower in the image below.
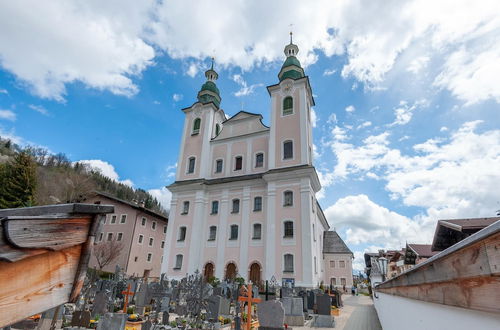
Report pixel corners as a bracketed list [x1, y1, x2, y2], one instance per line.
[268, 32, 315, 170]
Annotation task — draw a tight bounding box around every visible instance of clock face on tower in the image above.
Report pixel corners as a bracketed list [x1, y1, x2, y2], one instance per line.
[281, 81, 293, 95]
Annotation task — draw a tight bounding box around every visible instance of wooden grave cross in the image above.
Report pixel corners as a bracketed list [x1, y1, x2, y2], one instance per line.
[238, 283, 261, 330]
[122, 283, 135, 313]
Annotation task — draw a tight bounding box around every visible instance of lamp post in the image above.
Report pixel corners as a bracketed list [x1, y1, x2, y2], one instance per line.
[377, 257, 388, 282]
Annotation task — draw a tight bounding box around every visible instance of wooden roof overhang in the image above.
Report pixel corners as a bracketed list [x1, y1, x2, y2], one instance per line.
[374, 220, 500, 314]
[0, 203, 114, 328]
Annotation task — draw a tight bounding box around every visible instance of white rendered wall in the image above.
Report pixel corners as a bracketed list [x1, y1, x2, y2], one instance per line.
[374, 292, 500, 330]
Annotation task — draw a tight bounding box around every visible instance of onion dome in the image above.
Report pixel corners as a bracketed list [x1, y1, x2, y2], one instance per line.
[197, 58, 221, 108]
[278, 32, 305, 81]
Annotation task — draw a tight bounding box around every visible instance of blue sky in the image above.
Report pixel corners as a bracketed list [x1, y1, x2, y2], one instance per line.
[1, 1, 499, 271]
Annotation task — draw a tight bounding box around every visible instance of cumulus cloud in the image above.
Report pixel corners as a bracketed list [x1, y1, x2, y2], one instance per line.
[232, 74, 263, 97]
[389, 99, 428, 126]
[357, 121, 372, 129]
[186, 63, 200, 78]
[0, 110, 16, 121]
[323, 68, 336, 76]
[78, 159, 134, 187]
[310, 108, 318, 128]
[345, 105, 355, 113]
[0, 88, 8, 94]
[148, 187, 172, 210]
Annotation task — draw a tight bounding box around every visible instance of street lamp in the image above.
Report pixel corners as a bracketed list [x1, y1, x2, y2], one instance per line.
[377, 257, 388, 282]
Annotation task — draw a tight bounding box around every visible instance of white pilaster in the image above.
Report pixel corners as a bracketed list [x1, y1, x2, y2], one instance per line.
[265, 182, 276, 279]
[300, 178, 313, 286]
[162, 195, 178, 275]
[215, 189, 229, 278]
[200, 110, 214, 178]
[269, 94, 276, 169]
[300, 88, 308, 164]
[187, 190, 207, 273]
[239, 187, 251, 280]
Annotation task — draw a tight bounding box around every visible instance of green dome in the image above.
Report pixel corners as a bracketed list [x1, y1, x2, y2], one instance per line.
[200, 81, 220, 95]
[281, 56, 302, 69]
[280, 69, 304, 81]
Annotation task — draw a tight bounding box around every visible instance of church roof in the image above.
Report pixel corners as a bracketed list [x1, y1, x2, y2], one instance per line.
[200, 81, 220, 94]
[323, 231, 353, 255]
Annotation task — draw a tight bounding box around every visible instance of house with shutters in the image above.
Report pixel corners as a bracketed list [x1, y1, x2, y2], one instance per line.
[162, 35, 350, 288]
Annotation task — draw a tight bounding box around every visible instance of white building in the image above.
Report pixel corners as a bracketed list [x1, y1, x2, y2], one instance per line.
[162, 36, 351, 288]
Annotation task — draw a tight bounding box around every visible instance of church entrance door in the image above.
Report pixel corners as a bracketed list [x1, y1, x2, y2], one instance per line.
[204, 262, 214, 281]
[225, 262, 237, 280]
[249, 263, 261, 286]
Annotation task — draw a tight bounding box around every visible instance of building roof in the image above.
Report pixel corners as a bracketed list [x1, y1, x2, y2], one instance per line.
[323, 231, 353, 255]
[431, 216, 499, 251]
[92, 191, 168, 222]
[407, 244, 437, 258]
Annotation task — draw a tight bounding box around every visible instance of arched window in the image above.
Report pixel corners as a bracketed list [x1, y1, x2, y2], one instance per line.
[182, 201, 190, 214]
[253, 223, 262, 240]
[229, 225, 239, 240]
[178, 226, 187, 241]
[208, 226, 217, 240]
[283, 97, 293, 115]
[232, 199, 240, 213]
[284, 221, 294, 238]
[174, 254, 183, 269]
[192, 118, 201, 134]
[215, 124, 220, 136]
[283, 190, 293, 206]
[253, 196, 262, 211]
[284, 254, 294, 272]
[188, 157, 196, 173]
[255, 153, 264, 168]
[283, 140, 293, 159]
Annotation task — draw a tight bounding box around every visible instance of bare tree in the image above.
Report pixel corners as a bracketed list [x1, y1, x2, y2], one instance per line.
[93, 239, 124, 270]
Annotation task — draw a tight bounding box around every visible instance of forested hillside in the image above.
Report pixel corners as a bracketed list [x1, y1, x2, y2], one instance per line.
[0, 137, 167, 215]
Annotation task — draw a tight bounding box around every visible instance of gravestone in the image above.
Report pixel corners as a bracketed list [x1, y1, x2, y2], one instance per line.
[70, 310, 91, 328]
[160, 297, 170, 312]
[36, 305, 63, 330]
[282, 297, 305, 326]
[307, 291, 315, 310]
[257, 300, 284, 330]
[92, 292, 108, 317]
[96, 313, 127, 330]
[316, 294, 331, 315]
[135, 283, 151, 307]
[280, 287, 293, 298]
[207, 295, 231, 320]
[213, 287, 223, 296]
[161, 311, 170, 325]
[297, 290, 308, 312]
[142, 320, 153, 330]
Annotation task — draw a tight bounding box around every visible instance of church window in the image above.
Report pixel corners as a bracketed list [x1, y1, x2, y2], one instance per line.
[283, 190, 293, 206]
[235, 156, 243, 170]
[174, 254, 183, 269]
[215, 123, 220, 136]
[232, 199, 240, 213]
[192, 118, 201, 135]
[188, 157, 195, 174]
[178, 226, 187, 241]
[120, 214, 126, 224]
[229, 225, 239, 240]
[339, 260, 346, 268]
[253, 223, 262, 240]
[182, 201, 189, 214]
[215, 159, 223, 173]
[284, 254, 294, 272]
[142, 217, 147, 226]
[209, 226, 217, 240]
[253, 196, 262, 211]
[211, 201, 219, 214]
[283, 97, 293, 115]
[110, 215, 117, 224]
[255, 153, 264, 167]
[283, 140, 293, 159]
[152, 221, 157, 230]
[284, 221, 294, 238]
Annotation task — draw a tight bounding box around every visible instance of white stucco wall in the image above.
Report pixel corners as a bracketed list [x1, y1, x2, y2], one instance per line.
[374, 292, 500, 330]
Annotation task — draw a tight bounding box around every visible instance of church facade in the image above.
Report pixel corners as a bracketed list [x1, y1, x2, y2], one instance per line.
[162, 37, 347, 288]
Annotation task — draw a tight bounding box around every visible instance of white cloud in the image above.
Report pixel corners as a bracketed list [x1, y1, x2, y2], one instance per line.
[327, 113, 338, 124]
[153, 100, 160, 105]
[407, 56, 429, 74]
[389, 99, 428, 126]
[345, 105, 355, 113]
[28, 104, 49, 116]
[172, 93, 183, 102]
[0, 110, 16, 121]
[148, 187, 172, 210]
[78, 159, 134, 187]
[186, 63, 200, 78]
[325, 194, 428, 248]
[440, 126, 448, 132]
[232, 74, 262, 97]
[323, 68, 336, 76]
[325, 121, 500, 224]
[357, 121, 371, 129]
[310, 108, 318, 128]
[0, 126, 23, 144]
[0, 88, 8, 94]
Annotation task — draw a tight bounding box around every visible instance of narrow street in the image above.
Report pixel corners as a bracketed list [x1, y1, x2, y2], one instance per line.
[297, 294, 383, 330]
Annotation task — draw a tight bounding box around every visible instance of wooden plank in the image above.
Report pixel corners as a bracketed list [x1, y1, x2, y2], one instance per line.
[484, 234, 500, 275]
[0, 203, 114, 217]
[4, 217, 91, 250]
[377, 276, 500, 314]
[0, 222, 47, 262]
[0, 245, 82, 328]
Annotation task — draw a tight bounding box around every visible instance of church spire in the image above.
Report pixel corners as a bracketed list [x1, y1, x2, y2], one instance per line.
[197, 57, 221, 108]
[278, 33, 304, 81]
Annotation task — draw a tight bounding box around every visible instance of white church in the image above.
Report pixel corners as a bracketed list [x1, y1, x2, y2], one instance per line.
[161, 35, 353, 288]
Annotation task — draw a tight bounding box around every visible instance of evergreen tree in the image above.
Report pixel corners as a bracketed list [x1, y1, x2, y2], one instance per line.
[0, 151, 37, 208]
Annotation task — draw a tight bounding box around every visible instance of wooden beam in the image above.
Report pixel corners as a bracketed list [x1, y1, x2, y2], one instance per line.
[0, 245, 82, 328]
[0, 203, 114, 217]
